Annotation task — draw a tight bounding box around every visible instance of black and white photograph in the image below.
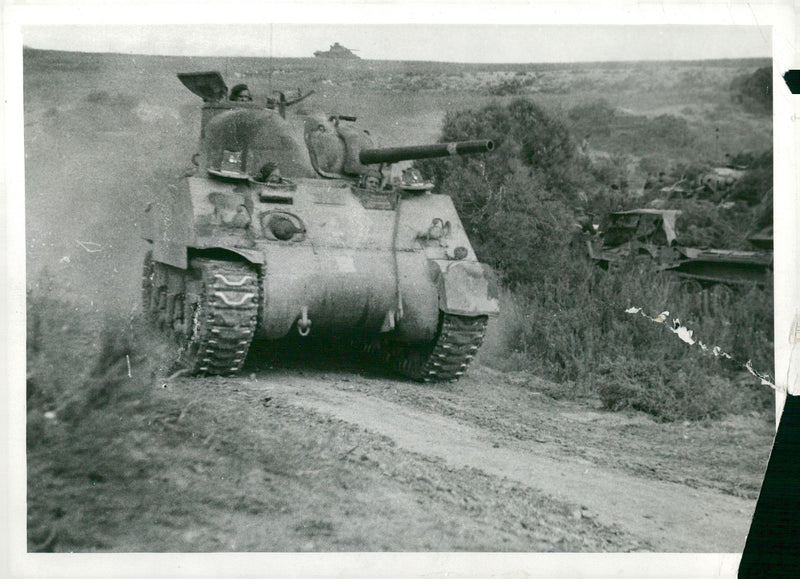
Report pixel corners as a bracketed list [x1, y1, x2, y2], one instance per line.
[6, 2, 798, 577]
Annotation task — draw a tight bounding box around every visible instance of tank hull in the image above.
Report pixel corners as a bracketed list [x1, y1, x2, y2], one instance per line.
[143, 175, 498, 345]
[256, 244, 436, 341]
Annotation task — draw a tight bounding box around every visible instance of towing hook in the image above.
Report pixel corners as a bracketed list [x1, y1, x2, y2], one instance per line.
[298, 306, 312, 337]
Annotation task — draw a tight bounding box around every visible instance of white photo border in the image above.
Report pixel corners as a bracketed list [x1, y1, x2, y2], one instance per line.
[3, 2, 796, 577]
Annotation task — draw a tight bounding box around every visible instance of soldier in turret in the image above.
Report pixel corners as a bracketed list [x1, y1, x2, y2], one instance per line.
[359, 168, 383, 190]
[229, 84, 253, 102]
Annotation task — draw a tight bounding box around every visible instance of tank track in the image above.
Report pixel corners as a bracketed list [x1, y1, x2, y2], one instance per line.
[388, 314, 488, 382]
[180, 259, 259, 375]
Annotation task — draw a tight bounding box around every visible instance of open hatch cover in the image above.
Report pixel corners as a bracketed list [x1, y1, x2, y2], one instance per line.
[178, 71, 228, 102]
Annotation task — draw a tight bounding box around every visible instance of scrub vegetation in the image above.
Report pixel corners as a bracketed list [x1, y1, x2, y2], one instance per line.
[422, 91, 773, 420]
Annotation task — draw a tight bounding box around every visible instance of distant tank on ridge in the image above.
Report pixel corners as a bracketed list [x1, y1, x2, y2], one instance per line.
[314, 42, 360, 59]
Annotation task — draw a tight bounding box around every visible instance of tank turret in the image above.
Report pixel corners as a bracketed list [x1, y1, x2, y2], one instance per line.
[141, 71, 499, 382]
[304, 113, 493, 180]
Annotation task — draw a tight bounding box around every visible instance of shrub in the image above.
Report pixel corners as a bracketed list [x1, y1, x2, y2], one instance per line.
[730, 159, 772, 207]
[567, 99, 616, 136]
[567, 101, 697, 159]
[730, 67, 772, 114]
[477, 287, 536, 372]
[427, 98, 582, 196]
[487, 78, 527, 96]
[673, 200, 752, 249]
[644, 114, 694, 149]
[26, 282, 171, 439]
[387, 73, 444, 92]
[404, 93, 775, 419]
[596, 357, 734, 421]
[422, 99, 773, 420]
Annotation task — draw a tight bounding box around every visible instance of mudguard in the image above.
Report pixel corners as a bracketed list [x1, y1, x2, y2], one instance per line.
[143, 178, 265, 269]
[431, 260, 500, 317]
[151, 239, 264, 270]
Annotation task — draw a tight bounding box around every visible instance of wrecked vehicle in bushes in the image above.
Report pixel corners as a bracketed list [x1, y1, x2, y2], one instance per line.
[586, 209, 772, 286]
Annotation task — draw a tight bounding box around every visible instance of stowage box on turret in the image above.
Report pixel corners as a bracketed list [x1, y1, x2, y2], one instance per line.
[142, 71, 499, 381]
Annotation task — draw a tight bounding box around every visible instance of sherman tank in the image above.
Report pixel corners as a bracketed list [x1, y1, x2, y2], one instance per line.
[141, 71, 499, 381]
[313, 42, 360, 59]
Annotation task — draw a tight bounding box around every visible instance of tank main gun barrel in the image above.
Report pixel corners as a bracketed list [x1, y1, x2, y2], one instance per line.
[359, 140, 494, 165]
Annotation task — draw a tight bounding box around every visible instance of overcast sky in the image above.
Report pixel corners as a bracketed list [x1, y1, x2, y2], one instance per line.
[23, 24, 771, 63]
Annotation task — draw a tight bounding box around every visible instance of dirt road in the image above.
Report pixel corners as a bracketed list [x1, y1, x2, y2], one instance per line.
[242, 365, 758, 552]
[27, 352, 770, 553]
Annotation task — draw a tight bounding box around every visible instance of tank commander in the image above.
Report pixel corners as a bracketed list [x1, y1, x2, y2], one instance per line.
[230, 84, 253, 102]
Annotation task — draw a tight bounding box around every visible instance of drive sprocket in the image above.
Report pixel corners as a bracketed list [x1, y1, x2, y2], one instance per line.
[386, 313, 488, 382]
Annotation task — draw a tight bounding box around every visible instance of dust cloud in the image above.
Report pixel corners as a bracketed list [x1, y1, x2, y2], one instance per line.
[24, 51, 200, 312]
[23, 50, 446, 315]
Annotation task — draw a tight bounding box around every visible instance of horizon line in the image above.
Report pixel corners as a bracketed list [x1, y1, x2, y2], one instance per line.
[22, 45, 773, 67]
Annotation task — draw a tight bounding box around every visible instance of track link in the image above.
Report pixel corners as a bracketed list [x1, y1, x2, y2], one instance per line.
[181, 259, 259, 375]
[389, 314, 488, 382]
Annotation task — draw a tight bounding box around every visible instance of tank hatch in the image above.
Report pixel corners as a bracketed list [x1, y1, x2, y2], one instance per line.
[178, 71, 228, 102]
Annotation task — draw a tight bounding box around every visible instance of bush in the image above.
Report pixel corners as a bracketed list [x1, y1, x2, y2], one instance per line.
[417, 99, 586, 289]
[673, 200, 752, 249]
[512, 252, 774, 417]
[26, 281, 181, 552]
[477, 287, 536, 372]
[423, 99, 774, 420]
[587, 154, 632, 195]
[730, 67, 772, 114]
[597, 357, 736, 422]
[487, 78, 527, 96]
[643, 114, 694, 149]
[387, 73, 443, 92]
[730, 165, 772, 208]
[431, 99, 582, 191]
[567, 99, 616, 136]
[26, 283, 170, 437]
